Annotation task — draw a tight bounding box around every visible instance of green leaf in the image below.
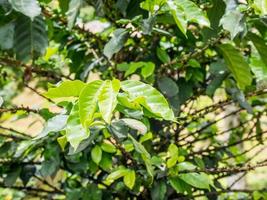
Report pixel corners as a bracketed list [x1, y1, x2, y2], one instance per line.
[141, 62, 155, 78]
[35, 114, 68, 139]
[248, 32, 267, 66]
[128, 135, 154, 178]
[169, 177, 192, 194]
[65, 103, 90, 150]
[151, 180, 167, 200]
[98, 79, 120, 123]
[167, 0, 187, 36]
[206, 60, 229, 97]
[104, 28, 129, 59]
[250, 47, 267, 88]
[158, 77, 179, 98]
[220, 10, 244, 40]
[0, 22, 14, 50]
[123, 170, 136, 189]
[104, 167, 129, 185]
[79, 80, 105, 126]
[178, 0, 210, 27]
[57, 135, 68, 150]
[166, 143, 179, 168]
[108, 120, 129, 140]
[177, 162, 197, 171]
[101, 141, 117, 153]
[121, 80, 175, 121]
[0, 96, 3, 107]
[124, 62, 144, 77]
[121, 118, 147, 134]
[91, 145, 102, 165]
[226, 80, 253, 113]
[67, 0, 82, 29]
[45, 80, 86, 98]
[167, 0, 210, 36]
[253, 0, 267, 16]
[218, 43, 252, 90]
[156, 47, 170, 63]
[99, 152, 113, 171]
[4, 167, 21, 186]
[178, 172, 211, 189]
[8, 0, 41, 20]
[14, 15, 48, 62]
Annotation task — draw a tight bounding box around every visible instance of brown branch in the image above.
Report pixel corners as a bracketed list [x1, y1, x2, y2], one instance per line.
[0, 125, 32, 139]
[0, 182, 63, 194]
[0, 57, 71, 81]
[160, 33, 225, 70]
[189, 130, 267, 156]
[178, 108, 242, 143]
[0, 106, 39, 114]
[24, 84, 63, 109]
[186, 188, 267, 200]
[34, 175, 63, 194]
[178, 160, 267, 174]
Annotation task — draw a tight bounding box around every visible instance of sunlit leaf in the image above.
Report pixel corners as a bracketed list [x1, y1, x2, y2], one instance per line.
[45, 80, 86, 98]
[121, 80, 175, 121]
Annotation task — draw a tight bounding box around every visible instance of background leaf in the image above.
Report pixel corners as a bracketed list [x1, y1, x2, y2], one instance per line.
[8, 0, 41, 20]
[218, 43, 252, 90]
[14, 15, 48, 62]
[104, 28, 129, 59]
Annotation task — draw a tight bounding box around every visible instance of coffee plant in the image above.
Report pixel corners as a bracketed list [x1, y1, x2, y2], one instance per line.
[0, 0, 267, 199]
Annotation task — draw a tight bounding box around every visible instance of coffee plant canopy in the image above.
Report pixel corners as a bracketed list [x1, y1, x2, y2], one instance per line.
[0, 0, 267, 199]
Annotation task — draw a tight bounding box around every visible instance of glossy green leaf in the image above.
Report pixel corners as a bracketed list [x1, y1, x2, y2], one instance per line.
[35, 114, 68, 139]
[123, 170, 136, 189]
[65, 103, 89, 150]
[45, 80, 86, 98]
[218, 43, 252, 90]
[121, 118, 147, 134]
[179, 172, 211, 189]
[101, 141, 117, 153]
[167, 143, 179, 168]
[98, 79, 120, 123]
[169, 177, 192, 194]
[57, 135, 67, 151]
[104, 28, 128, 59]
[220, 10, 244, 40]
[249, 32, 267, 66]
[167, 0, 210, 36]
[79, 80, 105, 126]
[124, 62, 144, 77]
[167, 0, 187, 36]
[104, 167, 129, 185]
[91, 145, 102, 165]
[121, 80, 175, 121]
[8, 0, 41, 20]
[108, 120, 129, 140]
[250, 47, 267, 88]
[141, 62, 155, 78]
